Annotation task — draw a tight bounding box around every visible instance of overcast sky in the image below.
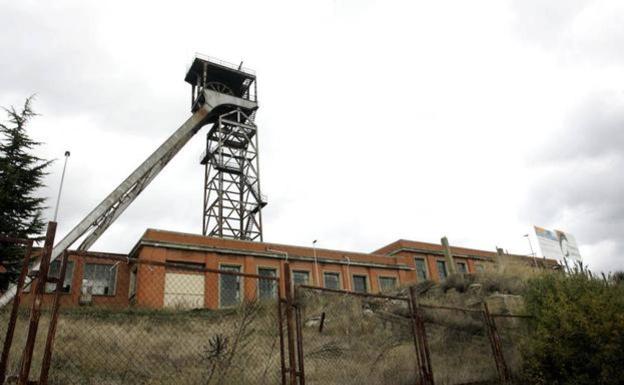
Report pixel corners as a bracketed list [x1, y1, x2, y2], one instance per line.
[1, 0, 622, 272]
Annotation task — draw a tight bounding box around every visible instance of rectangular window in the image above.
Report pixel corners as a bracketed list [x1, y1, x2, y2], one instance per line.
[436, 261, 448, 281]
[258, 267, 277, 300]
[292, 270, 310, 286]
[352, 275, 368, 293]
[220, 265, 241, 307]
[45, 260, 75, 293]
[129, 267, 137, 299]
[456, 261, 468, 274]
[415, 258, 428, 281]
[84, 263, 117, 296]
[323, 272, 341, 290]
[475, 264, 485, 273]
[379, 277, 397, 292]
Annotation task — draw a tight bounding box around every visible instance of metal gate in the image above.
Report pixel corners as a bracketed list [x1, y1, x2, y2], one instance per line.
[288, 282, 429, 385]
[0, 222, 61, 385]
[283, 264, 515, 385]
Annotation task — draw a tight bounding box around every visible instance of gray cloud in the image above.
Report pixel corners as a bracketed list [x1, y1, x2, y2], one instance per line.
[541, 93, 624, 161]
[524, 91, 624, 272]
[0, 2, 185, 135]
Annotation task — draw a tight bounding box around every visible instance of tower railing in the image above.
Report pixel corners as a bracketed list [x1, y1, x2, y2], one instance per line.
[187, 53, 256, 76]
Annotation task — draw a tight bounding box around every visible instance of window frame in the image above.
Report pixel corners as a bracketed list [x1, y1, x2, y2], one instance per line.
[436, 260, 448, 281]
[351, 274, 369, 293]
[83, 262, 118, 297]
[45, 259, 75, 294]
[378, 276, 398, 293]
[456, 261, 468, 274]
[292, 269, 311, 287]
[414, 258, 429, 281]
[128, 266, 138, 300]
[218, 263, 244, 308]
[323, 271, 342, 290]
[257, 266, 278, 300]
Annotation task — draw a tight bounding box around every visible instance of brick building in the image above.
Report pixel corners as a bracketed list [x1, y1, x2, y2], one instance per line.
[20, 229, 556, 310]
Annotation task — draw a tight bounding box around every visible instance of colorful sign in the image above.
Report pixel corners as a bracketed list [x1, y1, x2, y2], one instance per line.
[533, 226, 582, 262]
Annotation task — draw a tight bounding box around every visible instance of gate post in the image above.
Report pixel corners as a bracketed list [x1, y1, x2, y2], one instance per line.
[0, 239, 33, 384]
[39, 249, 69, 384]
[283, 263, 298, 385]
[408, 286, 434, 385]
[277, 283, 287, 385]
[483, 302, 511, 384]
[294, 297, 305, 385]
[17, 222, 57, 385]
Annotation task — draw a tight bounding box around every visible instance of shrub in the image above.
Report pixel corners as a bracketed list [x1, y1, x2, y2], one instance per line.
[521, 269, 624, 385]
[440, 273, 476, 293]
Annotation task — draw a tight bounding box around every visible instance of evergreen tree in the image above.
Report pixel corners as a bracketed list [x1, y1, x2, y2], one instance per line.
[0, 96, 52, 287]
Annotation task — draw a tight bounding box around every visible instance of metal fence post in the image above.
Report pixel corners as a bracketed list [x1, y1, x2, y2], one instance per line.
[483, 302, 511, 384]
[0, 239, 33, 384]
[294, 296, 305, 385]
[39, 249, 69, 384]
[408, 289, 425, 385]
[283, 263, 298, 385]
[409, 286, 434, 385]
[17, 222, 57, 385]
[277, 282, 287, 385]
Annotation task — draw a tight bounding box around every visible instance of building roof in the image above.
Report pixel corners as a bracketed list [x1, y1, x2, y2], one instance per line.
[374, 239, 500, 259]
[130, 229, 413, 270]
[374, 239, 559, 267]
[129, 230, 558, 270]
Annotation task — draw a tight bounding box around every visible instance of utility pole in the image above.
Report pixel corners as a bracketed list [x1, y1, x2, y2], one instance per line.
[524, 234, 538, 268]
[312, 240, 320, 287]
[53, 151, 70, 222]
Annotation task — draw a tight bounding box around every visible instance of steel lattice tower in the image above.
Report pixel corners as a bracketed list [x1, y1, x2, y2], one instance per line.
[186, 55, 266, 241]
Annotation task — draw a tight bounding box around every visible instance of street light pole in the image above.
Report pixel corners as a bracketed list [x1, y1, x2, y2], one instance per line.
[524, 234, 538, 268]
[53, 151, 71, 222]
[312, 240, 320, 287]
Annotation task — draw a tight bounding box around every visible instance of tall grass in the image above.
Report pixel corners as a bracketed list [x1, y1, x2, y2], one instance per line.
[0, 301, 283, 385]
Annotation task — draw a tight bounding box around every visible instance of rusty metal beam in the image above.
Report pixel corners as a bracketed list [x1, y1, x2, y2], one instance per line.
[283, 263, 297, 385]
[38, 249, 69, 384]
[483, 302, 511, 384]
[0, 240, 33, 384]
[297, 284, 406, 301]
[409, 286, 434, 385]
[17, 222, 57, 385]
[277, 287, 287, 385]
[294, 296, 305, 385]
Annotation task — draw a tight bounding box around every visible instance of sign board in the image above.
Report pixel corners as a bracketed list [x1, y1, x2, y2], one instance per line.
[533, 226, 582, 262]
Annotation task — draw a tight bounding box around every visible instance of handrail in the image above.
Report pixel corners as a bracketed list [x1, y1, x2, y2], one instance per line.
[187, 53, 256, 76]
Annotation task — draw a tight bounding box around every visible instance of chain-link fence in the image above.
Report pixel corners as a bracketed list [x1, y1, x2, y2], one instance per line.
[295, 286, 418, 385]
[50, 255, 284, 385]
[0, 298, 40, 383]
[418, 304, 499, 385]
[0, 235, 42, 385]
[1, 245, 534, 385]
[2, 251, 286, 385]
